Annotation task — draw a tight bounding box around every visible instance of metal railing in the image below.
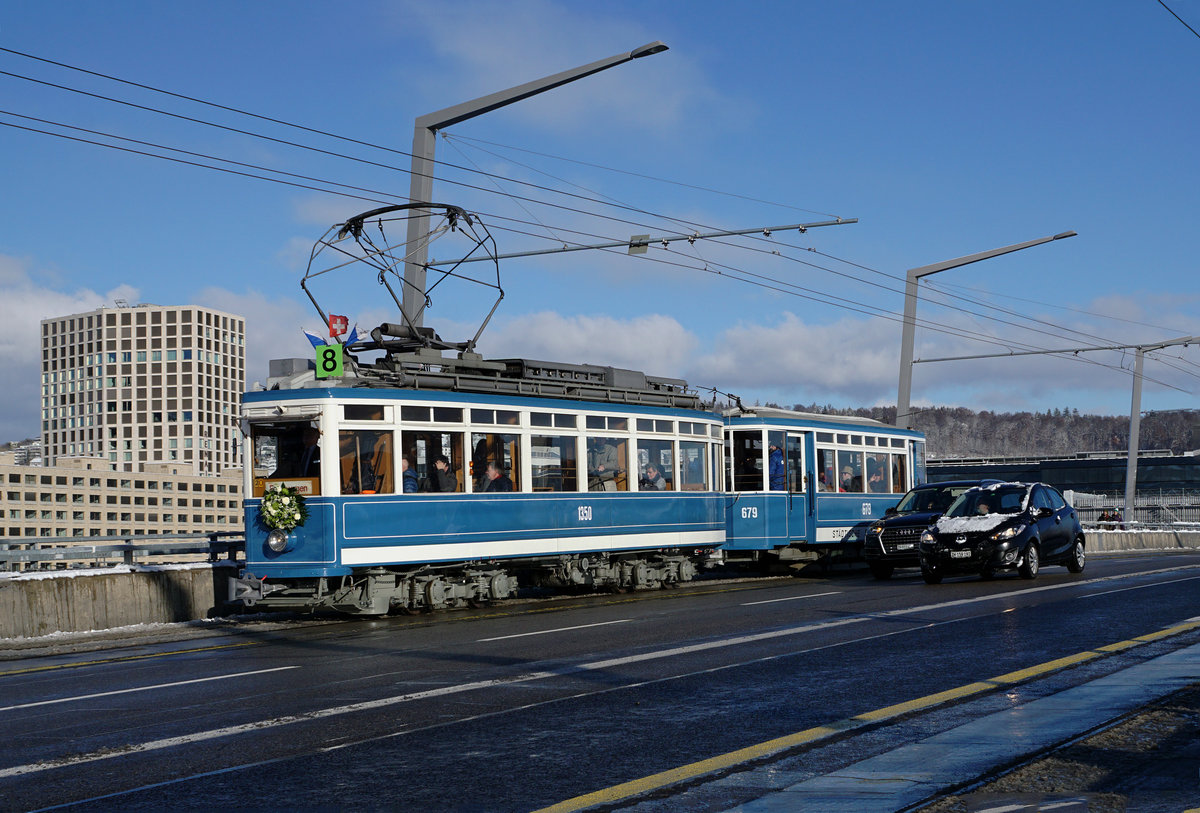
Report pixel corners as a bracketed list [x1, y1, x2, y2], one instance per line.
[0, 532, 244, 572]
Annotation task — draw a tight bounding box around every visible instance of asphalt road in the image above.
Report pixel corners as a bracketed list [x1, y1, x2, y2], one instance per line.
[3, 552, 1200, 812]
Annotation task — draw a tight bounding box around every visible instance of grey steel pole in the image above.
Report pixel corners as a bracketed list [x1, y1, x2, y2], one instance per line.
[896, 270, 921, 430]
[402, 42, 669, 325]
[894, 231, 1076, 430]
[1124, 347, 1144, 523]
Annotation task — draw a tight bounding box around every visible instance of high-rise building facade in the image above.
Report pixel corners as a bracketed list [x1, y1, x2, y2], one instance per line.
[40, 303, 245, 474]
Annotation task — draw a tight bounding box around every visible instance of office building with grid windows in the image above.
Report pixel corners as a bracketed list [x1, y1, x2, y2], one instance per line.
[40, 303, 245, 475]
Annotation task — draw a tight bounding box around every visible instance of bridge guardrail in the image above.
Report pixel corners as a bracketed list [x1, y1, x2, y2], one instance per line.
[0, 532, 244, 571]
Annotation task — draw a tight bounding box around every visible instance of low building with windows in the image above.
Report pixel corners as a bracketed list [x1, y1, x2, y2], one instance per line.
[0, 455, 241, 540]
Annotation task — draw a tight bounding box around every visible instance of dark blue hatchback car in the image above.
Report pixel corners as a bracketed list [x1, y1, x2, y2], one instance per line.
[918, 482, 1085, 584]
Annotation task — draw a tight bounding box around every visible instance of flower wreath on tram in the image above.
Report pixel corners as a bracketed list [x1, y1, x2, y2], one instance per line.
[259, 485, 308, 531]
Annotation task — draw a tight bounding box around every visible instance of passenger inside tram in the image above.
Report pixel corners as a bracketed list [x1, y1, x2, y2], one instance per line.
[641, 462, 666, 490]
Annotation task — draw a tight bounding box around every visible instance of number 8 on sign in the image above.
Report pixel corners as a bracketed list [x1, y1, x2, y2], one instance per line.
[316, 345, 343, 378]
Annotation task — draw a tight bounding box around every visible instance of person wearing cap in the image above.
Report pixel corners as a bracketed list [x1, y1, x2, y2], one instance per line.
[839, 465, 855, 492]
[768, 441, 785, 490]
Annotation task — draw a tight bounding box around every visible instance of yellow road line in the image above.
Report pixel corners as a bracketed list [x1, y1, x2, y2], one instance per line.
[0, 640, 262, 677]
[533, 618, 1200, 813]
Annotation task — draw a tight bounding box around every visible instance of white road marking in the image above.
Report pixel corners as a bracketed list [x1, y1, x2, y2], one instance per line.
[5, 562, 1199, 780]
[741, 591, 841, 606]
[0, 666, 299, 713]
[1080, 574, 1200, 598]
[477, 619, 632, 642]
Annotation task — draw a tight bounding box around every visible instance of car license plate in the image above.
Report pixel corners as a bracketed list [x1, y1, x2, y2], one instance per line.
[950, 550, 971, 559]
[897, 543, 914, 550]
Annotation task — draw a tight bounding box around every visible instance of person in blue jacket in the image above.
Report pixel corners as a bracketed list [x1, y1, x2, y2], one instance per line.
[768, 442, 786, 490]
[401, 458, 419, 493]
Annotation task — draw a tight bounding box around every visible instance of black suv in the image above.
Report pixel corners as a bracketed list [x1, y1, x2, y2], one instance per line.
[863, 479, 1001, 579]
[918, 481, 1085, 584]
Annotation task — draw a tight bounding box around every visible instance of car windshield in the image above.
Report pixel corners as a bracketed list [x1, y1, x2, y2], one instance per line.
[895, 485, 970, 513]
[944, 485, 1027, 518]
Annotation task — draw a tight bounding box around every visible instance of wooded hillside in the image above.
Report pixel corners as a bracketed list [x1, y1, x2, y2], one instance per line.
[786, 404, 1199, 459]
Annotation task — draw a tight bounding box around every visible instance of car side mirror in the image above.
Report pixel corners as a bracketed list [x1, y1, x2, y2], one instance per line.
[884, 506, 897, 516]
[1033, 506, 1051, 518]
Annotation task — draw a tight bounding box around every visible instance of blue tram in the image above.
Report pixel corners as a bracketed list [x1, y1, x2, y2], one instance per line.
[232, 356, 729, 614]
[230, 204, 925, 614]
[721, 407, 925, 566]
[232, 353, 925, 614]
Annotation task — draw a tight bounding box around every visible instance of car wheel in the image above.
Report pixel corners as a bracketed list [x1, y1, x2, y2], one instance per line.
[921, 566, 942, 585]
[1066, 538, 1086, 573]
[869, 562, 894, 580]
[1018, 543, 1040, 579]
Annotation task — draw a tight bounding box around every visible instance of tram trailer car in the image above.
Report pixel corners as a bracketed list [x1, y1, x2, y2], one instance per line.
[722, 407, 926, 567]
[232, 355, 728, 614]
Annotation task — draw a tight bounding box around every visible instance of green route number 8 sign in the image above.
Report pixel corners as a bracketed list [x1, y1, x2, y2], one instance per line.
[316, 344, 343, 378]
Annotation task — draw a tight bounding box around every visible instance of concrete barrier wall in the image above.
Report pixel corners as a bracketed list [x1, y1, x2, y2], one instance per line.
[0, 563, 234, 640]
[2, 532, 1198, 639]
[1088, 530, 1200, 552]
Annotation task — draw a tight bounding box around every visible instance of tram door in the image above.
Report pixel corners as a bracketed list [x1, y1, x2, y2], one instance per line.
[785, 432, 810, 542]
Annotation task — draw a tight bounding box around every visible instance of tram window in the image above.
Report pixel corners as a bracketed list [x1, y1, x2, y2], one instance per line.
[837, 434, 849, 444]
[433, 407, 463, 423]
[891, 438, 906, 448]
[531, 412, 553, 427]
[637, 439, 675, 491]
[891, 454, 908, 494]
[865, 453, 890, 493]
[731, 430, 763, 492]
[913, 441, 927, 486]
[471, 432, 521, 492]
[816, 432, 833, 443]
[837, 450, 864, 492]
[339, 429, 394, 495]
[531, 436, 577, 492]
[401, 405, 430, 422]
[404, 431, 464, 492]
[586, 436, 628, 491]
[344, 404, 386, 421]
[554, 413, 576, 428]
[250, 422, 323, 497]
[680, 440, 708, 490]
[815, 448, 835, 492]
[786, 435, 805, 492]
[864, 436, 876, 446]
[586, 415, 604, 430]
[711, 425, 722, 439]
[472, 409, 494, 424]
[637, 419, 654, 432]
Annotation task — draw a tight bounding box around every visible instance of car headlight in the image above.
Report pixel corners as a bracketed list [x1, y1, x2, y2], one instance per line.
[267, 528, 289, 552]
[869, 523, 885, 536]
[991, 524, 1026, 542]
[920, 530, 936, 544]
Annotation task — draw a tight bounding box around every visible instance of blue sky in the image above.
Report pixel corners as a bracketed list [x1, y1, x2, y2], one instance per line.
[2, 0, 1198, 442]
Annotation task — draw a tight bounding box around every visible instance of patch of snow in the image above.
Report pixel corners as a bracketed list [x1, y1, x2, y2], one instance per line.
[0, 559, 238, 582]
[936, 515, 1007, 534]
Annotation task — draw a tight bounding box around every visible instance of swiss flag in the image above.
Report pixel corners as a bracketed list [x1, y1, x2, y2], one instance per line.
[328, 314, 349, 338]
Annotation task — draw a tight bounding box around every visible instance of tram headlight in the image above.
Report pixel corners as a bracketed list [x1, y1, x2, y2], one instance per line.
[267, 528, 289, 553]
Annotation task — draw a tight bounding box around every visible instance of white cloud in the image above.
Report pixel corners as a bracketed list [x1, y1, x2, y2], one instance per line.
[479, 311, 698, 378]
[387, 0, 733, 137]
[691, 312, 900, 401]
[0, 254, 138, 441]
